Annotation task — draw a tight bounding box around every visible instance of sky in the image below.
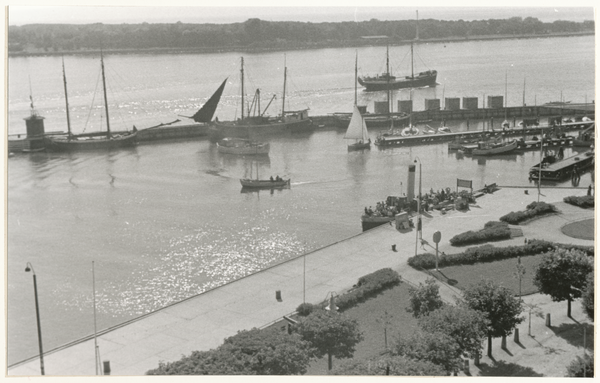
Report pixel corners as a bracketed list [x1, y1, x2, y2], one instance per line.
[5, 3, 597, 26]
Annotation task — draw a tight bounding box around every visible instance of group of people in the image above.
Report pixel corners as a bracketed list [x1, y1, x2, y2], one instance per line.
[269, 175, 283, 182]
[364, 200, 400, 217]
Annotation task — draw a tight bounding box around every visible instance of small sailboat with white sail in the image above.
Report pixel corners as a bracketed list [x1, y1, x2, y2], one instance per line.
[344, 53, 371, 151]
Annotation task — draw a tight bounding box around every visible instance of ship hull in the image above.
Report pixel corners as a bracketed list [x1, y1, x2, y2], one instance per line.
[358, 71, 437, 92]
[44, 131, 138, 151]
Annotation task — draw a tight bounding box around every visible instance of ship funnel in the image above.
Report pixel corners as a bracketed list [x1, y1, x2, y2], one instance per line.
[407, 164, 415, 203]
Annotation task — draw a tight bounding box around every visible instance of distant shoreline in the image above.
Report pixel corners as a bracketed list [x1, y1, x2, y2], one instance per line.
[8, 31, 594, 58]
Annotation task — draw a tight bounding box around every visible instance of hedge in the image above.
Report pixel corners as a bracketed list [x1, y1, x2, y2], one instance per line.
[449, 221, 511, 246]
[563, 195, 594, 208]
[407, 240, 594, 270]
[499, 201, 557, 225]
[320, 268, 401, 312]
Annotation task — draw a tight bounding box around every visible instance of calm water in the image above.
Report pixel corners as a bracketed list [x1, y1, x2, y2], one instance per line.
[6, 35, 595, 365]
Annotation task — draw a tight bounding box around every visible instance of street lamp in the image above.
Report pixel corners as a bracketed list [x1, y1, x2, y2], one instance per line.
[25, 262, 45, 375]
[414, 157, 422, 256]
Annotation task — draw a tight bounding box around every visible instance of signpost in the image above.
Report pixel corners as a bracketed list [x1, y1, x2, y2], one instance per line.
[432, 231, 441, 271]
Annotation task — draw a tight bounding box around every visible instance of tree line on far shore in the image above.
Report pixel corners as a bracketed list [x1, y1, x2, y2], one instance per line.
[8, 16, 595, 54]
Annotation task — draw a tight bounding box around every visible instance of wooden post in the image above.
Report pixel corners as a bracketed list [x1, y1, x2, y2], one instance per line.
[545, 313, 551, 327]
[514, 328, 519, 343]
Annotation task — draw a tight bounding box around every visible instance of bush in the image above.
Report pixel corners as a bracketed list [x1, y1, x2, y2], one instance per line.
[566, 353, 594, 377]
[407, 240, 593, 270]
[449, 221, 511, 246]
[500, 201, 557, 224]
[563, 195, 594, 208]
[296, 302, 317, 317]
[328, 268, 401, 312]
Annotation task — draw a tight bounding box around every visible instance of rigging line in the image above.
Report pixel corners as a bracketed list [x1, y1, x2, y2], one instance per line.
[104, 69, 134, 131]
[83, 68, 103, 133]
[105, 64, 153, 120]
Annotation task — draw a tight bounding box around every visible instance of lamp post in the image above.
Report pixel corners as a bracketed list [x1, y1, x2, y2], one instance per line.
[414, 157, 422, 256]
[25, 262, 45, 375]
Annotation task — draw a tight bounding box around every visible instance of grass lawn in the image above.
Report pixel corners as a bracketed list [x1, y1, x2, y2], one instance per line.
[305, 281, 419, 374]
[424, 253, 545, 296]
[561, 218, 594, 240]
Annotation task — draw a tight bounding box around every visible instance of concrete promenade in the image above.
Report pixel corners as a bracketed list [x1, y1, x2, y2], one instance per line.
[8, 186, 594, 376]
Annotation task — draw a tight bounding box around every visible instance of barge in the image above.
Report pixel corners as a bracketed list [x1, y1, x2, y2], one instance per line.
[529, 150, 595, 181]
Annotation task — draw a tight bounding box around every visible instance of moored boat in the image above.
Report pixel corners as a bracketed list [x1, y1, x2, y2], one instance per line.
[466, 139, 518, 156]
[45, 54, 138, 151]
[344, 54, 371, 151]
[217, 137, 270, 155]
[209, 57, 313, 141]
[529, 149, 594, 181]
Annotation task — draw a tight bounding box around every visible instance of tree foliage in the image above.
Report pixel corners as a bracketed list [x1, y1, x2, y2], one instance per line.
[294, 308, 363, 370]
[418, 304, 488, 359]
[330, 354, 446, 376]
[533, 248, 594, 316]
[406, 277, 445, 318]
[146, 327, 313, 375]
[462, 279, 524, 357]
[581, 272, 594, 321]
[392, 330, 461, 374]
[8, 17, 595, 54]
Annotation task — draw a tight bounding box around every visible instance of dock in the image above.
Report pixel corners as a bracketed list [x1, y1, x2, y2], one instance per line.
[375, 120, 593, 148]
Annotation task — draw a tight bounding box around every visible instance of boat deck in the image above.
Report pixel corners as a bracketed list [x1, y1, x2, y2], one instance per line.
[375, 120, 593, 147]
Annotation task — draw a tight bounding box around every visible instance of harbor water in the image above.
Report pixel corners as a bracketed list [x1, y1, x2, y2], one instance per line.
[6, 35, 594, 365]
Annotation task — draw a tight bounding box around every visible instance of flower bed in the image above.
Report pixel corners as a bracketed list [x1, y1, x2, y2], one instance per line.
[449, 221, 511, 246]
[407, 240, 593, 270]
[499, 201, 557, 224]
[563, 195, 594, 208]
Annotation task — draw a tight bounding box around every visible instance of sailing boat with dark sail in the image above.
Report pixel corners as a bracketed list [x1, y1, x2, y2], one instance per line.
[45, 54, 138, 151]
[358, 11, 437, 92]
[209, 57, 313, 140]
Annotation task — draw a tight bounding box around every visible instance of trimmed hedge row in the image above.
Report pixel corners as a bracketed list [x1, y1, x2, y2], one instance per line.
[499, 201, 557, 225]
[407, 239, 594, 270]
[449, 221, 511, 246]
[564, 195, 594, 208]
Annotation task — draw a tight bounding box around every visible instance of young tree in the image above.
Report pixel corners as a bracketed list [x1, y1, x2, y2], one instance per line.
[392, 330, 461, 374]
[330, 355, 446, 376]
[462, 279, 524, 357]
[406, 277, 445, 318]
[581, 272, 594, 321]
[418, 304, 489, 360]
[533, 248, 594, 317]
[294, 308, 363, 370]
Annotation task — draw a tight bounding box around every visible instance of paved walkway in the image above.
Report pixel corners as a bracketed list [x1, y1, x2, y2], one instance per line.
[8, 187, 593, 376]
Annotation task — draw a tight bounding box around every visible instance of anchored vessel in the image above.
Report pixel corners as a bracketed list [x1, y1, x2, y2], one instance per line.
[45, 55, 138, 151]
[529, 150, 594, 181]
[210, 57, 313, 141]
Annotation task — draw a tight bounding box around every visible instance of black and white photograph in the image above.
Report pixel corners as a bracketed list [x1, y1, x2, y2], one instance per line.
[4, 3, 596, 378]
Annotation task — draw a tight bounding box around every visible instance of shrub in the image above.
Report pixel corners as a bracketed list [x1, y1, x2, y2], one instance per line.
[500, 201, 557, 224]
[296, 302, 317, 317]
[563, 195, 594, 208]
[328, 268, 401, 311]
[407, 240, 593, 270]
[449, 221, 511, 246]
[566, 353, 594, 377]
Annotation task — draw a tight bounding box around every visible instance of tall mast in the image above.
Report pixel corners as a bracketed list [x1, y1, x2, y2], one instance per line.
[240, 57, 245, 120]
[504, 70, 508, 120]
[282, 54, 287, 118]
[100, 52, 111, 137]
[354, 50, 358, 106]
[411, 43, 414, 79]
[62, 57, 72, 137]
[523, 76, 526, 106]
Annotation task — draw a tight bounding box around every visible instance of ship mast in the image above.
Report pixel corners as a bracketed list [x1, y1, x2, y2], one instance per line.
[282, 54, 287, 118]
[241, 57, 245, 119]
[100, 52, 111, 138]
[354, 51, 358, 106]
[62, 57, 72, 137]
